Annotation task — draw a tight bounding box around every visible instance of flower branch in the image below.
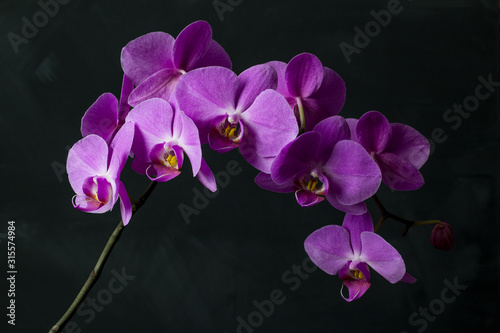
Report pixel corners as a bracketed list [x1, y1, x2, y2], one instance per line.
[49, 181, 157, 333]
[372, 194, 414, 234]
[372, 194, 446, 238]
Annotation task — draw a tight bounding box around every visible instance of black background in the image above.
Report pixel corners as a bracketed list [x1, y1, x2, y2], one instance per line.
[1, 0, 499, 332]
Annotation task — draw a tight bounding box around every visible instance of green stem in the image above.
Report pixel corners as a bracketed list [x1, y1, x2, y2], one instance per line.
[411, 220, 443, 227]
[49, 181, 157, 333]
[297, 98, 306, 134]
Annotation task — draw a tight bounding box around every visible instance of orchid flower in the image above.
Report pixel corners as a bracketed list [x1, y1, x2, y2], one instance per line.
[67, 122, 134, 225]
[304, 212, 416, 302]
[267, 52, 346, 132]
[255, 116, 381, 214]
[173, 64, 298, 173]
[347, 111, 430, 191]
[121, 20, 231, 106]
[125, 98, 216, 192]
[81, 74, 134, 144]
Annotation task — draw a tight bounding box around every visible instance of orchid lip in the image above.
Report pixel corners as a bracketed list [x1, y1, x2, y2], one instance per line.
[145, 143, 185, 181]
[73, 175, 114, 211]
[214, 116, 243, 143]
[295, 173, 326, 195]
[84, 176, 112, 203]
[292, 172, 329, 207]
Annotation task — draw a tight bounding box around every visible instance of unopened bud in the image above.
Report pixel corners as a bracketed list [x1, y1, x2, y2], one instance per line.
[430, 222, 454, 250]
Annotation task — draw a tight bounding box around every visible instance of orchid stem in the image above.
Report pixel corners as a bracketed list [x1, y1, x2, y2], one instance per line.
[411, 220, 443, 227]
[372, 194, 414, 235]
[49, 181, 157, 333]
[296, 97, 306, 134]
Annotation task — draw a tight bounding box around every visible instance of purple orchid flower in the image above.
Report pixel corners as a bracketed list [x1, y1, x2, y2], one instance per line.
[304, 212, 415, 302]
[67, 122, 134, 225]
[125, 98, 216, 192]
[267, 53, 346, 132]
[347, 111, 430, 191]
[81, 74, 134, 144]
[121, 20, 231, 106]
[173, 64, 298, 173]
[255, 116, 381, 214]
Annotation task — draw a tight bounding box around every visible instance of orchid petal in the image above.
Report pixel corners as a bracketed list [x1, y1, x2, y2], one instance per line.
[173, 21, 212, 71]
[324, 140, 381, 205]
[239, 148, 276, 174]
[304, 225, 354, 275]
[81, 93, 119, 144]
[173, 108, 201, 175]
[356, 111, 392, 153]
[195, 39, 232, 69]
[174, 66, 238, 141]
[300, 68, 346, 131]
[118, 74, 134, 123]
[342, 213, 374, 256]
[195, 158, 217, 192]
[324, 193, 368, 215]
[117, 180, 132, 226]
[128, 68, 182, 106]
[312, 116, 350, 158]
[126, 98, 175, 162]
[240, 89, 298, 160]
[307, 66, 346, 113]
[345, 118, 359, 142]
[266, 61, 288, 96]
[270, 132, 321, 184]
[130, 158, 150, 176]
[121, 31, 175, 85]
[385, 123, 430, 169]
[377, 152, 424, 191]
[285, 53, 324, 98]
[108, 121, 134, 179]
[400, 272, 417, 284]
[67, 135, 109, 194]
[254, 172, 294, 193]
[235, 64, 277, 111]
[359, 232, 406, 284]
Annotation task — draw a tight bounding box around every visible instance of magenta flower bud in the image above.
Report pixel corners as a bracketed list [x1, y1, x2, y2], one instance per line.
[430, 222, 455, 251]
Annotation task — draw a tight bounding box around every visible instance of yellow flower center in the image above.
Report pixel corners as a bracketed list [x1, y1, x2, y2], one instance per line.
[352, 270, 364, 280]
[307, 178, 319, 191]
[165, 153, 178, 169]
[224, 125, 237, 139]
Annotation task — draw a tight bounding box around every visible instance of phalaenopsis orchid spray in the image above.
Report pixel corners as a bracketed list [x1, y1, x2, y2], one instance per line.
[49, 20, 452, 333]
